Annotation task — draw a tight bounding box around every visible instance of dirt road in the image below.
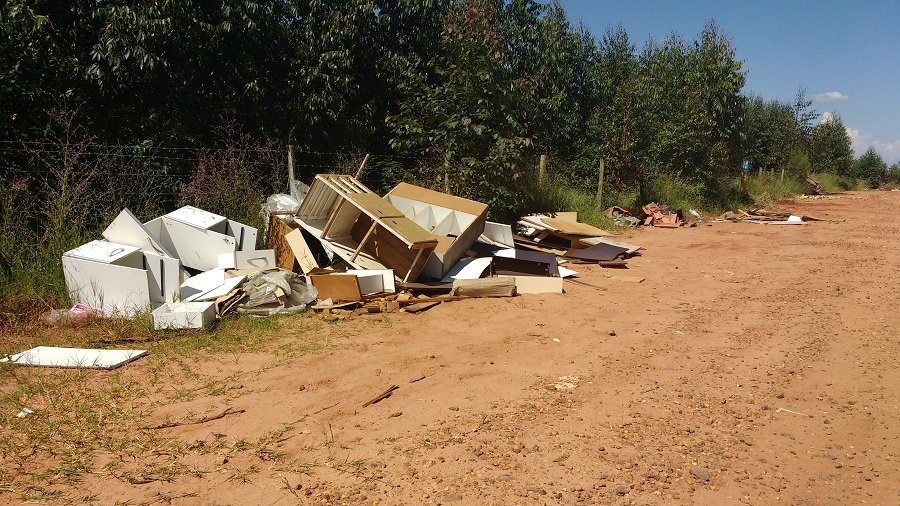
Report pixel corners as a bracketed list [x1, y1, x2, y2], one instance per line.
[4, 191, 899, 505]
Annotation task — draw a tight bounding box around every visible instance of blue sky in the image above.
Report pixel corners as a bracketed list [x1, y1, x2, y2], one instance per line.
[557, 0, 900, 164]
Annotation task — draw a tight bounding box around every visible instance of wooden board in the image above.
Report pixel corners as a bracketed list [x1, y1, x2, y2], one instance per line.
[311, 274, 363, 302]
[266, 215, 296, 270]
[542, 217, 611, 237]
[498, 275, 564, 294]
[285, 228, 321, 273]
[450, 277, 516, 297]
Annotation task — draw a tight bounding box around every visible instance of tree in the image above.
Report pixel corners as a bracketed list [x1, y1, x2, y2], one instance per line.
[810, 114, 853, 176]
[853, 147, 887, 188]
[386, 0, 533, 219]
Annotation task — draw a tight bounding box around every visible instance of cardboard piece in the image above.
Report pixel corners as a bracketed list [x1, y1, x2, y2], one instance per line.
[1, 346, 147, 370]
[310, 274, 363, 302]
[267, 215, 298, 270]
[152, 301, 217, 330]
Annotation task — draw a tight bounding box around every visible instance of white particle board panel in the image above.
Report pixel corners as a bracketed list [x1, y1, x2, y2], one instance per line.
[217, 249, 276, 270]
[165, 205, 227, 233]
[479, 221, 515, 248]
[440, 257, 492, 282]
[180, 268, 226, 300]
[158, 217, 237, 271]
[184, 275, 245, 302]
[152, 301, 217, 330]
[62, 256, 151, 317]
[102, 208, 175, 257]
[65, 240, 143, 268]
[144, 252, 182, 303]
[345, 269, 395, 293]
[1, 346, 147, 369]
[226, 219, 258, 251]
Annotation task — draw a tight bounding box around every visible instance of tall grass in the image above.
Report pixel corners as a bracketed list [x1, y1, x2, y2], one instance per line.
[0, 116, 283, 324]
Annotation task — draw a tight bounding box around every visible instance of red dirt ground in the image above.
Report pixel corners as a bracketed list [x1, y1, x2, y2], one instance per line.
[4, 191, 899, 505]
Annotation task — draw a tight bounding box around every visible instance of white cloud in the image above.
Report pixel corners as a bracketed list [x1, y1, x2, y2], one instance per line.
[820, 111, 834, 124]
[814, 91, 849, 102]
[846, 126, 900, 164]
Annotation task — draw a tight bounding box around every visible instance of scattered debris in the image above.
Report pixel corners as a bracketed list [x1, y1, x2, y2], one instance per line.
[362, 385, 399, 407]
[148, 407, 245, 429]
[16, 407, 34, 418]
[641, 203, 682, 228]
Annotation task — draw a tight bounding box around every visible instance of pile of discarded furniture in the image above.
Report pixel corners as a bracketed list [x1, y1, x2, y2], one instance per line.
[265, 174, 643, 316]
[61, 206, 315, 330]
[57, 173, 645, 328]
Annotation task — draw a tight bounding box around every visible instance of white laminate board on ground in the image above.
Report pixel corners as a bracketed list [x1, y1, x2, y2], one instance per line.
[1, 346, 147, 369]
[152, 301, 217, 330]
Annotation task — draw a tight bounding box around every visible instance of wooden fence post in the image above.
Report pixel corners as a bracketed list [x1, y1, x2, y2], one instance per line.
[539, 154, 547, 185]
[595, 158, 605, 208]
[287, 144, 295, 190]
[780, 168, 785, 183]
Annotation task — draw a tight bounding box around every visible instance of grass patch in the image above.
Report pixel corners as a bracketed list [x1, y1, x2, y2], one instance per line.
[747, 173, 808, 208]
[0, 306, 330, 501]
[809, 172, 863, 193]
[526, 175, 616, 228]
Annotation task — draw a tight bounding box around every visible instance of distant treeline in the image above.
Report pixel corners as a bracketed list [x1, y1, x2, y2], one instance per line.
[2, 0, 896, 218]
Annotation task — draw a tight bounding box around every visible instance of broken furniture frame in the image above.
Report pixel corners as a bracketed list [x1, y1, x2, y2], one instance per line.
[295, 174, 438, 282]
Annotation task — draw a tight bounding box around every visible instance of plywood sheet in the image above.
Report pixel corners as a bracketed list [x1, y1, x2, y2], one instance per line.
[311, 274, 362, 302]
[1, 346, 147, 370]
